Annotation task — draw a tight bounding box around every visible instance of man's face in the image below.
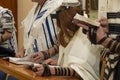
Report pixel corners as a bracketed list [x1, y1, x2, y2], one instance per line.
[32, 0, 46, 4]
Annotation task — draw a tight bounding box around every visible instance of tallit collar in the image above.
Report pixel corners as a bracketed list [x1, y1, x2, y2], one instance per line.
[0, 6, 8, 18]
[36, 0, 80, 18]
[0, 6, 12, 18]
[32, 0, 81, 26]
[34, 0, 63, 21]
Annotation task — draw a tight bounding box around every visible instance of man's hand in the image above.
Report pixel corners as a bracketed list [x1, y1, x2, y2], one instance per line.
[99, 17, 109, 33]
[30, 52, 44, 63]
[15, 47, 25, 58]
[15, 51, 25, 58]
[44, 58, 57, 65]
[73, 17, 108, 43]
[33, 64, 44, 76]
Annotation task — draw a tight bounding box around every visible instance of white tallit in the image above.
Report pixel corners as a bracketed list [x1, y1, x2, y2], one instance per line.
[98, 0, 120, 18]
[22, 0, 63, 55]
[58, 28, 102, 80]
[99, 0, 120, 80]
[0, 6, 18, 53]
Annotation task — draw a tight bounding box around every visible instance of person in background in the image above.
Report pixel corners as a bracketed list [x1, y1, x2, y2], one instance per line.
[74, 17, 120, 80]
[30, 0, 102, 80]
[0, 6, 18, 80]
[16, 0, 59, 65]
[0, 6, 17, 57]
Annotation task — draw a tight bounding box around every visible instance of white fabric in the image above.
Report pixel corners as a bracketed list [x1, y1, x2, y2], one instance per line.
[98, 0, 107, 18]
[98, 0, 120, 17]
[58, 28, 102, 80]
[107, 0, 120, 25]
[22, 0, 63, 55]
[98, 0, 120, 35]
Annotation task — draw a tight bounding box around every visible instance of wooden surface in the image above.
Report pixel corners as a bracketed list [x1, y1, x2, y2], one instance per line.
[0, 58, 80, 80]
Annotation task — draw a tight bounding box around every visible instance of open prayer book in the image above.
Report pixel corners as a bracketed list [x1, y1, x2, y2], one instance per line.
[73, 13, 100, 27]
[8, 57, 34, 65]
[3, 54, 34, 65]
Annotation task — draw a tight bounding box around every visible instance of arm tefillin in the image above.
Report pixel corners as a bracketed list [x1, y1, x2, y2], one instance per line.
[54, 67, 76, 76]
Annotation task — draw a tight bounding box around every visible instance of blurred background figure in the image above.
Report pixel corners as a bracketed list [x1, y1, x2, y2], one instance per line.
[0, 6, 18, 80]
[16, 0, 59, 65]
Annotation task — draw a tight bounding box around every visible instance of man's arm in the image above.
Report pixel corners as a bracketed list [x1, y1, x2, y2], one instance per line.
[30, 43, 59, 63]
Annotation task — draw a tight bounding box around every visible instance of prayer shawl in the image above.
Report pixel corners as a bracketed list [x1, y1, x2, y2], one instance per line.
[58, 28, 102, 80]
[22, 0, 63, 55]
[22, 0, 81, 55]
[0, 6, 17, 53]
[99, 0, 120, 80]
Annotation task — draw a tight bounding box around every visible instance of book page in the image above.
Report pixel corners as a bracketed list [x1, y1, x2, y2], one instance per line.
[62, 0, 80, 6]
[9, 54, 34, 65]
[9, 57, 34, 65]
[73, 13, 100, 27]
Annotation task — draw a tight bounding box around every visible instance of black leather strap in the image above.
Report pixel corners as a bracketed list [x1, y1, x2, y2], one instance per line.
[42, 64, 51, 76]
[50, 14, 58, 19]
[89, 27, 98, 44]
[106, 39, 113, 49]
[98, 37, 107, 44]
[82, 29, 88, 34]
